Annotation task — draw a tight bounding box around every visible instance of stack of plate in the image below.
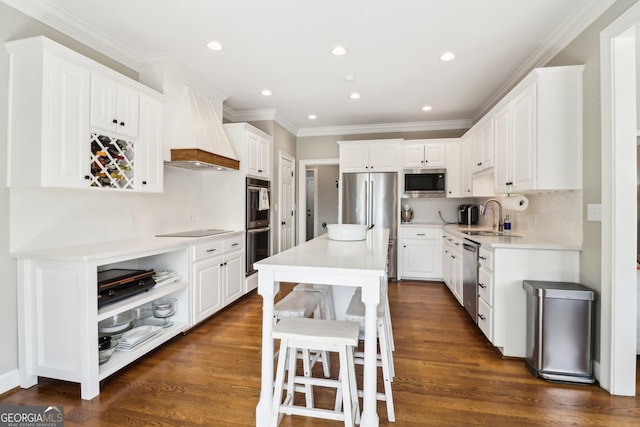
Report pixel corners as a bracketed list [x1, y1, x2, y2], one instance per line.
[117, 325, 163, 351]
[152, 270, 180, 287]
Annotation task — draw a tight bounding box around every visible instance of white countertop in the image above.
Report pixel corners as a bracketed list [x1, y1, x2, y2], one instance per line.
[255, 228, 390, 275]
[11, 230, 243, 261]
[444, 224, 581, 251]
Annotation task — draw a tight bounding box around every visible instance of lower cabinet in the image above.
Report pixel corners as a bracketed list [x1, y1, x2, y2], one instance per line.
[399, 226, 442, 280]
[192, 233, 244, 325]
[441, 231, 463, 305]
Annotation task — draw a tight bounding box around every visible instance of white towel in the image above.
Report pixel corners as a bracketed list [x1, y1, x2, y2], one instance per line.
[259, 188, 269, 211]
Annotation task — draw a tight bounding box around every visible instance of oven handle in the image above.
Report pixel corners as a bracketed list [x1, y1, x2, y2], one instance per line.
[247, 226, 271, 234]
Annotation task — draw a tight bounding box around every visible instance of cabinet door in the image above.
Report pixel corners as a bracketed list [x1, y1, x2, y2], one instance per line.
[401, 239, 441, 279]
[369, 144, 400, 170]
[423, 143, 445, 167]
[115, 85, 139, 138]
[257, 136, 270, 178]
[493, 106, 511, 193]
[44, 56, 91, 188]
[445, 143, 461, 197]
[137, 95, 164, 192]
[460, 137, 473, 196]
[472, 120, 493, 173]
[452, 252, 463, 304]
[510, 85, 536, 192]
[194, 258, 223, 323]
[223, 252, 244, 305]
[340, 144, 370, 171]
[90, 75, 118, 133]
[403, 144, 425, 168]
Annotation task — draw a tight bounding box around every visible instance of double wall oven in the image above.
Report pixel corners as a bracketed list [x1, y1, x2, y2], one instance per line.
[246, 177, 271, 276]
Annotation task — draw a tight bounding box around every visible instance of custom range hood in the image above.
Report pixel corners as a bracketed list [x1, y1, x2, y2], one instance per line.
[166, 87, 239, 170]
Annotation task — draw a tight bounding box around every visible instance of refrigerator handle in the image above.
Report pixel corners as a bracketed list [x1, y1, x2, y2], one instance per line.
[370, 179, 375, 228]
[365, 179, 370, 225]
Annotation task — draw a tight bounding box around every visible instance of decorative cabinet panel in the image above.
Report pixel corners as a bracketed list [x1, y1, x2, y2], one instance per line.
[6, 36, 164, 193]
[338, 139, 402, 172]
[403, 141, 446, 169]
[492, 66, 584, 194]
[399, 227, 442, 280]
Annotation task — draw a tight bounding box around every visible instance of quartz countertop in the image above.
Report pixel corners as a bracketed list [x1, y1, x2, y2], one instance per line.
[444, 224, 581, 251]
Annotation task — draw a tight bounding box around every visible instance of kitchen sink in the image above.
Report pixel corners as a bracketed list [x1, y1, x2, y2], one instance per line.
[459, 229, 522, 237]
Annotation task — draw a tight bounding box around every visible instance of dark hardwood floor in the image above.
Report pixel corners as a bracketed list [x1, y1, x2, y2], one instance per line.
[1, 281, 639, 426]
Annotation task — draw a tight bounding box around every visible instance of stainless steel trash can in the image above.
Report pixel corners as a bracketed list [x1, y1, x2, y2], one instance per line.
[522, 280, 595, 384]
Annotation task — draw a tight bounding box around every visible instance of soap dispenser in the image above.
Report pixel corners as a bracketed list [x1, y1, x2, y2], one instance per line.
[503, 214, 511, 235]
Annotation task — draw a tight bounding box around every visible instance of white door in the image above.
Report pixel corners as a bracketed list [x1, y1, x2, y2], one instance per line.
[279, 152, 295, 252]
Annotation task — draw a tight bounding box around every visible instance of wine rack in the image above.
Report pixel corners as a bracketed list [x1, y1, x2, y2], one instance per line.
[89, 132, 134, 189]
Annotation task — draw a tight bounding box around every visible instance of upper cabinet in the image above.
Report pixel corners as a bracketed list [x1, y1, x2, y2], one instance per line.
[403, 141, 446, 169]
[471, 118, 493, 173]
[224, 122, 273, 180]
[5, 36, 165, 192]
[338, 139, 402, 173]
[492, 66, 584, 194]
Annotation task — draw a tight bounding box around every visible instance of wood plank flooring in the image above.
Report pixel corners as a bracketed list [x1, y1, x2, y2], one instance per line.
[2, 280, 639, 426]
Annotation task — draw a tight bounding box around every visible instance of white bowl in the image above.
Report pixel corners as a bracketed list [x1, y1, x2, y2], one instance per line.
[326, 224, 368, 241]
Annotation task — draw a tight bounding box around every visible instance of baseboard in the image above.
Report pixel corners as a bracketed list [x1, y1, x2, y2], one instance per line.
[0, 369, 19, 396]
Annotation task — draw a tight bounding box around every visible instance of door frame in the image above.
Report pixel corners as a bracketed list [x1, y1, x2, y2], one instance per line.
[599, 1, 639, 396]
[297, 158, 339, 245]
[278, 151, 296, 253]
[305, 167, 318, 241]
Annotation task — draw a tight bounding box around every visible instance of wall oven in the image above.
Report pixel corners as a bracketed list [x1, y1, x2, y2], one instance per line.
[246, 177, 271, 276]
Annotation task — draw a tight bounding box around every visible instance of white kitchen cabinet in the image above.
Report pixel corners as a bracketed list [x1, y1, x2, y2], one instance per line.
[90, 74, 140, 139]
[14, 241, 191, 400]
[6, 36, 164, 193]
[471, 118, 493, 173]
[224, 122, 273, 180]
[136, 95, 164, 192]
[476, 245, 580, 357]
[399, 227, 442, 280]
[441, 231, 463, 305]
[492, 66, 584, 194]
[445, 142, 461, 198]
[338, 139, 402, 172]
[403, 141, 446, 169]
[192, 233, 244, 324]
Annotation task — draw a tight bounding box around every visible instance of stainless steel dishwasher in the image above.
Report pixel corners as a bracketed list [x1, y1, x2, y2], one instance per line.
[462, 238, 481, 323]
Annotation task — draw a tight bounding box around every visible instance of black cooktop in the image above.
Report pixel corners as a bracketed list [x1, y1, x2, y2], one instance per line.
[156, 229, 232, 238]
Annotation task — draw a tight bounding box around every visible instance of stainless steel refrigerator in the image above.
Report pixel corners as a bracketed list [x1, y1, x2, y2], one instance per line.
[341, 172, 398, 279]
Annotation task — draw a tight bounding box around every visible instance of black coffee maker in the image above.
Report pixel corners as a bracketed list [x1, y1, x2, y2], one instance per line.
[457, 204, 478, 225]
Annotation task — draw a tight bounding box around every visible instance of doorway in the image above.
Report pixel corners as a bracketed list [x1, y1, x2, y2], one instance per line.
[297, 158, 339, 244]
[306, 168, 317, 241]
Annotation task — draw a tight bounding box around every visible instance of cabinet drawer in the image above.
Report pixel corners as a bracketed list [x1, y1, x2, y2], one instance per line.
[477, 297, 493, 342]
[223, 235, 244, 252]
[478, 267, 493, 304]
[479, 247, 493, 270]
[193, 240, 224, 261]
[401, 227, 441, 239]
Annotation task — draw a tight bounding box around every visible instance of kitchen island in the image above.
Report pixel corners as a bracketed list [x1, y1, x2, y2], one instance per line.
[255, 228, 390, 427]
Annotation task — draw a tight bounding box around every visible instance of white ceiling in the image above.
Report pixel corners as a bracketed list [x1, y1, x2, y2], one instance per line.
[3, 0, 614, 136]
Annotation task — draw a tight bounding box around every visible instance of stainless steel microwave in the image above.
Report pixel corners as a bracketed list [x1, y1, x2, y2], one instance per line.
[403, 168, 446, 197]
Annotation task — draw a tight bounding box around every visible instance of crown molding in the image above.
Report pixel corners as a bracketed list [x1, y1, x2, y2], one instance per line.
[223, 106, 299, 136]
[2, 0, 143, 70]
[296, 119, 472, 137]
[472, 0, 616, 122]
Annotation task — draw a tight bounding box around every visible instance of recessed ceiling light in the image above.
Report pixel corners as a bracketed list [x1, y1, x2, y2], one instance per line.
[332, 46, 347, 56]
[344, 75, 355, 82]
[308, 114, 317, 120]
[350, 92, 361, 99]
[261, 89, 272, 96]
[422, 105, 433, 111]
[206, 40, 223, 51]
[440, 52, 455, 61]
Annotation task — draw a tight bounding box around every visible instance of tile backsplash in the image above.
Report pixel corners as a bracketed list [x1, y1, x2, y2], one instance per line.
[476, 190, 583, 246]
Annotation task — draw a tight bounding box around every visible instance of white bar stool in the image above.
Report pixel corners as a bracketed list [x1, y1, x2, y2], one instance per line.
[344, 286, 395, 422]
[271, 317, 360, 427]
[273, 289, 330, 382]
[293, 283, 336, 320]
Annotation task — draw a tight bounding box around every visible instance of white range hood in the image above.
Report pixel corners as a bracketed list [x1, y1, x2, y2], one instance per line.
[166, 86, 239, 170]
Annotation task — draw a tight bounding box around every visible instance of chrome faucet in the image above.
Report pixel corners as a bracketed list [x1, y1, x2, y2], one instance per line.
[481, 199, 503, 232]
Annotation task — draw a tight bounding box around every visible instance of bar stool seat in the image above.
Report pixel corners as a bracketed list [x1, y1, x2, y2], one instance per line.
[271, 317, 360, 427]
